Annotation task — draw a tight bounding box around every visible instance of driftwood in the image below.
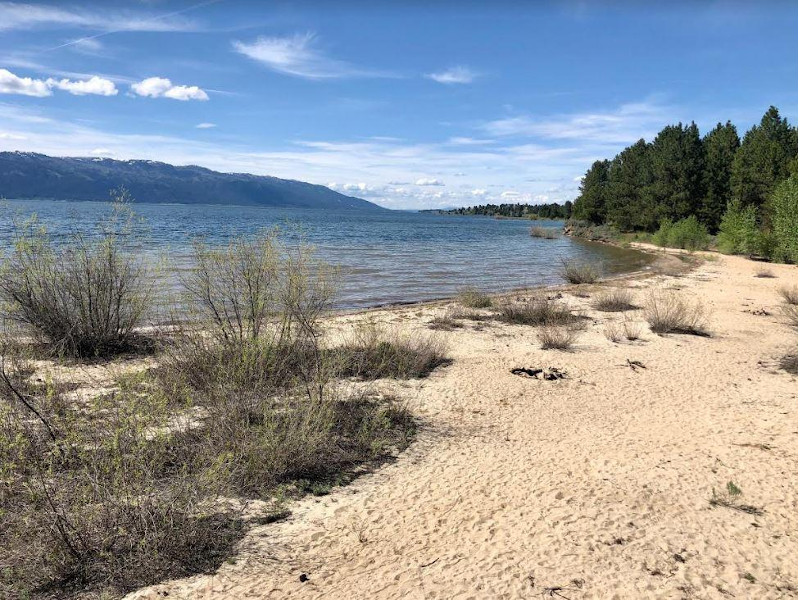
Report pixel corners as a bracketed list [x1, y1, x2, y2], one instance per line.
[511, 367, 567, 381]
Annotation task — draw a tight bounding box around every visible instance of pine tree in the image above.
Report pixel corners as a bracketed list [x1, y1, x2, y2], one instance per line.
[731, 106, 798, 208]
[605, 139, 655, 231]
[643, 122, 705, 224]
[572, 160, 610, 224]
[701, 121, 739, 232]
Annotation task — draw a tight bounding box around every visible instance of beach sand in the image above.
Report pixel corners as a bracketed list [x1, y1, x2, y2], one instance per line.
[126, 248, 798, 600]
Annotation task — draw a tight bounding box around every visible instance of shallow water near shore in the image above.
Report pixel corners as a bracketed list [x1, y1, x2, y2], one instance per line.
[0, 199, 653, 308]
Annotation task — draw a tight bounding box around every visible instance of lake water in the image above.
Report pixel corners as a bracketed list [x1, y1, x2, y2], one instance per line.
[0, 200, 652, 309]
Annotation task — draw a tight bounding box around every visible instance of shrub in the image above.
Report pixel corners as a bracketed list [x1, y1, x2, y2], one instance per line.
[779, 285, 798, 306]
[643, 290, 709, 336]
[497, 296, 581, 326]
[456, 287, 492, 308]
[622, 314, 643, 341]
[652, 217, 710, 251]
[767, 174, 798, 264]
[560, 259, 601, 284]
[529, 225, 559, 239]
[778, 286, 798, 327]
[754, 266, 776, 278]
[0, 202, 153, 358]
[717, 200, 761, 256]
[603, 320, 622, 343]
[334, 324, 449, 379]
[592, 288, 636, 312]
[779, 351, 798, 375]
[537, 324, 581, 350]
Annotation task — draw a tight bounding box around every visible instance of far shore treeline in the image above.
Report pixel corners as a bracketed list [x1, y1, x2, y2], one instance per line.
[570, 106, 798, 263]
[422, 202, 572, 220]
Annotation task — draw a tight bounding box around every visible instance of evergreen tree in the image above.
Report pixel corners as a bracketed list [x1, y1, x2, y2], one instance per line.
[731, 106, 798, 208]
[643, 122, 705, 224]
[767, 174, 798, 263]
[604, 139, 655, 231]
[701, 121, 739, 232]
[572, 159, 610, 224]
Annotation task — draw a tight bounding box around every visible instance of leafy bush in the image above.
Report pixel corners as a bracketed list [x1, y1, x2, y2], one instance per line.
[643, 290, 709, 336]
[716, 200, 761, 255]
[652, 216, 710, 251]
[457, 287, 492, 308]
[766, 174, 798, 264]
[0, 201, 153, 358]
[560, 259, 601, 284]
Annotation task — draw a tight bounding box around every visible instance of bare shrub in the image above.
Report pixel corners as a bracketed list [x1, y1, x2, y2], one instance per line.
[537, 324, 582, 350]
[622, 314, 643, 341]
[778, 286, 798, 327]
[497, 296, 581, 327]
[643, 290, 709, 336]
[457, 287, 493, 309]
[592, 288, 636, 312]
[779, 285, 798, 305]
[603, 320, 622, 343]
[334, 323, 449, 380]
[754, 266, 776, 278]
[429, 307, 466, 331]
[529, 225, 559, 239]
[779, 351, 798, 374]
[560, 259, 601, 284]
[0, 199, 153, 358]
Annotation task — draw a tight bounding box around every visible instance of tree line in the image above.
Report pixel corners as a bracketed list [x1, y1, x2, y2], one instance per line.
[426, 201, 572, 220]
[571, 106, 797, 234]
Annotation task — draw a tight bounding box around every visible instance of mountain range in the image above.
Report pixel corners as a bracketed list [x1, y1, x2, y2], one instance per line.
[0, 152, 381, 210]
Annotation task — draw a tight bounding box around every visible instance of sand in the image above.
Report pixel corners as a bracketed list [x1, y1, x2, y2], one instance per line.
[126, 248, 798, 600]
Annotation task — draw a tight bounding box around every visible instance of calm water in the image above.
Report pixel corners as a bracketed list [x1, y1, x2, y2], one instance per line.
[0, 200, 652, 309]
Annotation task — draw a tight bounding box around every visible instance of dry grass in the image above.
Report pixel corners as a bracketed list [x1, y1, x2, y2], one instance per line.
[457, 287, 493, 309]
[497, 296, 582, 327]
[560, 259, 601, 284]
[603, 320, 622, 343]
[778, 286, 798, 327]
[643, 290, 710, 336]
[779, 351, 798, 375]
[537, 324, 582, 350]
[592, 288, 636, 312]
[529, 225, 559, 239]
[622, 315, 643, 341]
[334, 323, 450, 380]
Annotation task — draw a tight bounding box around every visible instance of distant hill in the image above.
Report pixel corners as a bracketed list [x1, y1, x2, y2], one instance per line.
[0, 151, 382, 210]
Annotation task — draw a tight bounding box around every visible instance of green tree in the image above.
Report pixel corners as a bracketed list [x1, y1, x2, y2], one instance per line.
[731, 106, 798, 208]
[716, 200, 761, 255]
[605, 139, 656, 231]
[643, 122, 705, 225]
[701, 121, 739, 232]
[572, 160, 610, 224]
[767, 174, 798, 263]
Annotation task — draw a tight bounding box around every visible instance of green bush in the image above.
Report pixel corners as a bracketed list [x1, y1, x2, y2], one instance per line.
[767, 174, 798, 264]
[652, 217, 710, 251]
[716, 200, 761, 255]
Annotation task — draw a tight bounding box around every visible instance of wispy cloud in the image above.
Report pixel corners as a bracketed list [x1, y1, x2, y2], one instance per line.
[232, 32, 392, 80]
[195, 122, 216, 129]
[482, 101, 674, 144]
[0, 68, 118, 97]
[426, 66, 478, 84]
[0, 2, 199, 32]
[415, 178, 444, 186]
[131, 77, 208, 101]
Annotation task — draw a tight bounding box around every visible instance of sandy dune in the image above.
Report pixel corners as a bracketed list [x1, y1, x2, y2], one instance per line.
[128, 250, 798, 600]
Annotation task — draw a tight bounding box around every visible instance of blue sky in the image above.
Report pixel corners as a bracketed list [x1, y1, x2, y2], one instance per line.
[0, 0, 796, 209]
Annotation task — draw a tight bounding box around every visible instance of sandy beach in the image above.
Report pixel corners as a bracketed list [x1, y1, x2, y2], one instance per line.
[111, 247, 798, 600]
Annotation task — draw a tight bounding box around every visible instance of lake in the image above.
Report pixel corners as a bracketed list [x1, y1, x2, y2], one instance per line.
[0, 200, 652, 309]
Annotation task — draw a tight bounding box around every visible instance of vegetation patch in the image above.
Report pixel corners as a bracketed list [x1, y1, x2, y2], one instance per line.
[497, 296, 582, 327]
[457, 287, 493, 308]
[560, 259, 601, 284]
[643, 290, 709, 336]
[592, 288, 636, 312]
[529, 225, 559, 239]
[537, 324, 582, 350]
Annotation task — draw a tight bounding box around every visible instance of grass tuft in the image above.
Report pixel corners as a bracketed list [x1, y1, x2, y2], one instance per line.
[537, 324, 582, 350]
[643, 290, 709, 336]
[497, 296, 582, 327]
[592, 288, 636, 312]
[560, 259, 601, 284]
[456, 287, 493, 309]
[529, 225, 559, 239]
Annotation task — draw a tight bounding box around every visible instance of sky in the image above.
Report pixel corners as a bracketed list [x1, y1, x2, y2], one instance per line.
[0, 0, 797, 210]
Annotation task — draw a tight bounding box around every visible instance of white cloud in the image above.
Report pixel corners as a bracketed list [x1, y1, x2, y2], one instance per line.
[471, 188, 487, 196]
[0, 2, 196, 32]
[46, 76, 117, 96]
[90, 148, 113, 156]
[196, 122, 216, 129]
[0, 131, 27, 139]
[415, 178, 444, 186]
[131, 77, 208, 101]
[426, 66, 478, 84]
[233, 32, 390, 80]
[0, 68, 51, 96]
